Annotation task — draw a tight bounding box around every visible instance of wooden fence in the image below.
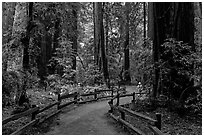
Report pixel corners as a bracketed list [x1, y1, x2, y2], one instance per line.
[108, 92, 164, 135]
[3, 87, 124, 135]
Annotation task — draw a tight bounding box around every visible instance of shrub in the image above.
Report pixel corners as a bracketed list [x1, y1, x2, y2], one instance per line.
[158, 39, 201, 113]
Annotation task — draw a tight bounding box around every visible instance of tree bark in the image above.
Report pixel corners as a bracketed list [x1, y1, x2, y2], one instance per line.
[53, 17, 60, 55]
[123, 2, 131, 83]
[2, 2, 16, 72]
[100, 3, 109, 81]
[150, 2, 195, 98]
[94, 2, 109, 81]
[93, 3, 100, 66]
[71, 5, 78, 82]
[148, 2, 154, 40]
[22, 2, 33, 72]
[39, 26, 48, 81]
[143, 2, 146, 40]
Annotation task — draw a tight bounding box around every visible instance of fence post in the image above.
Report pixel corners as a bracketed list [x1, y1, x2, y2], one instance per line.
[108, 99, 113, 113]
[155, 113, 161, 130]
[116, 92, 119, 106]
[120, 111, 125, 120]
[111, 89, 114, 97]
[130, 92, 136, 110]
[94, 89, 97, 100]
[31, 105, 37, 120]
[133, 92, 136, 101]
[74, 92, 78, 104]
[57, 93, 61, 110]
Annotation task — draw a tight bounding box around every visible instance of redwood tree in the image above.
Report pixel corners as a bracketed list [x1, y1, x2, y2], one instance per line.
[2, 2, 16, 72]
[93, 2, 109, 82]
[71, 4, 78, 82]
[149, 2, 195, 98]
[123, 2, 131, 83]
[22, 2, 34, 72]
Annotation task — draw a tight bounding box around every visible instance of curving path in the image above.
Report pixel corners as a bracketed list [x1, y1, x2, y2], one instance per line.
[46, 86, 137, 135]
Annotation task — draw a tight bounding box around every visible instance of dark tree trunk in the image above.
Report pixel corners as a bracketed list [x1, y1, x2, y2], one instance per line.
[40, 27, 47, 81]
[2, 2, 16, 72]
[71, 5, 78, 82]
[148, 3, 154, 40]
[20, 2, 34, 106]
[71, 6, 78, 70]
[105, 3, 109, 55]
[94, 2, 109, 81]
[53, 17, 60, 55]
[49, 4, 61, 75]
[93, 2, 100, 66]
[171, 3, 194, 49]
[123, 2, 131, 83]
[22, 2, 33, 72]
[100, 3, 109, 81]
[150, 2, 195, 98]
[144, 2, 146, 40]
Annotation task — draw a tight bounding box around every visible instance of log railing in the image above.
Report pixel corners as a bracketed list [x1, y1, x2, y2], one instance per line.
[108, 92, 164, 135]
[79, 89, 115, 104]
[3, 106, 39, 125]
[57, 92, 79, 109]
[3, 87, 124, 135]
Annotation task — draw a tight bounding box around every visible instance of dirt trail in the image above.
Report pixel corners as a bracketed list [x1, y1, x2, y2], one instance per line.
[46, 86, 137, 135]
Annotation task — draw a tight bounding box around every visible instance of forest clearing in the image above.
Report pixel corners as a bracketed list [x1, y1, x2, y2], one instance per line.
[2, 2, 202, 135]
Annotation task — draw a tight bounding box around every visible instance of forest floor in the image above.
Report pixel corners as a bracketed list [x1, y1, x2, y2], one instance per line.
[120, 101, 202, 135]
[2, 85, 202, 135]
[2, 88, 58, 135]
[119, 91, 202, 134]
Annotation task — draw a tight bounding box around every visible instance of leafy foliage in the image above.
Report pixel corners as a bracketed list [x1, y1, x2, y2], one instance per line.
[157, 39, 201, 114]
[159, 39, 197, 96]
[2, 2, 202, 118]
[130, 39, 153, 89]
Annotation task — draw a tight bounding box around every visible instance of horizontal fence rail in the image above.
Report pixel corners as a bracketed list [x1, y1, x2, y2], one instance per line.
[38, 101, 60, 114]
[3, 107, 39, 125]
[108, 91, 165, 135]
[109, 113, 145, 135]
[118, 106, 157, 124]
[60, 92, 78, 100]
[3, 87, 127, 135]
[11, 119, 39, 135]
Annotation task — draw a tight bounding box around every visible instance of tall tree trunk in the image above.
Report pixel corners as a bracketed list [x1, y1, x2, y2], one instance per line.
[40, 26, 48, 81]
[19, 2, 34, 106]
[104, 3, 109, 55]
[22, 2, 33, 72]
[53, 18, 60, 55]
[123, 2, 131, 83]
[148, 3, 154, 40]
[93, 2, 100, 66]
[143, 2, 146, 40]
[2, 2, 16, 72]
[48, 4, 61, 75]
[100, 3, 109, 81]
[150, 2, 195, 98]
[199, 2, 202, 15]
[94, 2, 109, 81]
[71, 5, 78, 82]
